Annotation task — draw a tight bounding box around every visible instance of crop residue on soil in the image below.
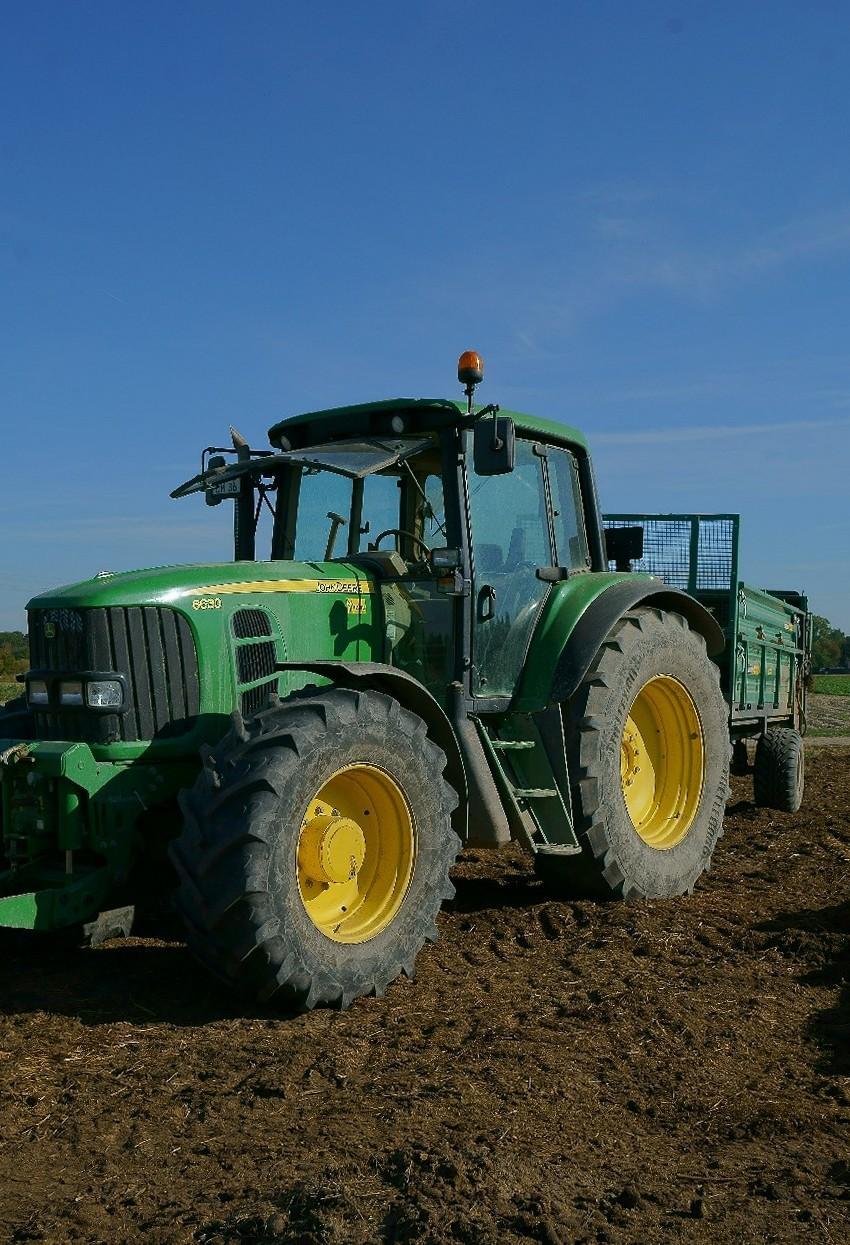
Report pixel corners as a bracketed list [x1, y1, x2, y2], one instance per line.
[1, 750, 849, 1244]
[808, 692, 850, 734]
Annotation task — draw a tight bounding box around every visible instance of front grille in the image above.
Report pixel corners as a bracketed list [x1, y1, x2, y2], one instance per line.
[28, 606, 200, 744]
[235, 637, 278, 719]
[236, 641, 277, 685]
[241, 684, 272, 717]
[232, 609, 273, 639]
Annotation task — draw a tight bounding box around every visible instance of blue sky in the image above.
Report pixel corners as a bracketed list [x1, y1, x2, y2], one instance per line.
[1, 1, 849, 630]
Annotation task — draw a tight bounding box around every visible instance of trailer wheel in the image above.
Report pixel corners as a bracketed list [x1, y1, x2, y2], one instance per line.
[536, 607, 729, 899]
[753, 727, 804, 813]
[170, 688, 460, 1010]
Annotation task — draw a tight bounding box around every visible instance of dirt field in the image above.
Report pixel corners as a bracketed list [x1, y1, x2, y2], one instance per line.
[0, 751, 848, 1245]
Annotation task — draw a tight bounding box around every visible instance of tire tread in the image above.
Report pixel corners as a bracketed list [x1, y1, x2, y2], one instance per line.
[170, 687, 460, 1010]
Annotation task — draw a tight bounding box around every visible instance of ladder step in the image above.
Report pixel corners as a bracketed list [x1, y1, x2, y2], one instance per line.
[512, 787, 559, 800]
[490, 739, 535, 751]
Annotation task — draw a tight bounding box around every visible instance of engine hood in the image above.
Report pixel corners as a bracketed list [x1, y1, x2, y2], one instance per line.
[26, 560, 376, 612]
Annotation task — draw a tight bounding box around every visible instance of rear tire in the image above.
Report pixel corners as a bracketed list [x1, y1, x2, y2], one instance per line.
[753, 727, 804, 813]
[170, 687, 460, 1010]
[536, 607, 729, 899]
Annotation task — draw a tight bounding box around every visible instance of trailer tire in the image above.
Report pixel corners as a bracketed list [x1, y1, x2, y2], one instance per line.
[170, 687, 460, 1010]
[753, 727, 804, 813]
[536, 607, 729, 900]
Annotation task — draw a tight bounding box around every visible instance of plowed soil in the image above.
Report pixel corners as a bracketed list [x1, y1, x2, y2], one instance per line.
[1, 750, 848, 1245]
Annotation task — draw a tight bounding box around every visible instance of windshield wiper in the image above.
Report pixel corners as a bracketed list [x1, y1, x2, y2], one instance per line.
[400, 459, 447, 539]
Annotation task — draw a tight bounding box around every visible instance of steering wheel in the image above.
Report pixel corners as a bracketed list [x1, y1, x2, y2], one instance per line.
[371, 528, 432, 561]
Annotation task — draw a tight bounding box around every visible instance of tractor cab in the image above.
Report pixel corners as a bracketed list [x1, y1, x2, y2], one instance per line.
[172, 356, 602, 703]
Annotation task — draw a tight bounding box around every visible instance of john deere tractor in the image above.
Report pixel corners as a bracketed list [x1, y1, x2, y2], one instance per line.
[0, 353, 733, 1009]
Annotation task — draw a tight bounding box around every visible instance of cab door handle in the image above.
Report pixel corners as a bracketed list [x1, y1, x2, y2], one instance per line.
[477, 585, 496, 622]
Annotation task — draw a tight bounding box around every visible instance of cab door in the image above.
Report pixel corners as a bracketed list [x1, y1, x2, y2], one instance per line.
[467, 440, 553, 697]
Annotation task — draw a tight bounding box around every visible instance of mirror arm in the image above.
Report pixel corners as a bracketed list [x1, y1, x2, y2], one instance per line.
[471, 403, 502, 450]
[489, 405, 503, 451]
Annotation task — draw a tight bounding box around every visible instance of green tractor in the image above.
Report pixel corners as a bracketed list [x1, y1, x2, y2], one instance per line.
[0, 353, 733, 1009]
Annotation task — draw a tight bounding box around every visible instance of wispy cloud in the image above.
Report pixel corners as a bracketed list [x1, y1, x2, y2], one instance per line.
[595, 416, 847, 445]
[502, 203, 850, 354]
[572, 183, 659, 207]
[816, 388, 850, 409]
[617, 208, 850, 298]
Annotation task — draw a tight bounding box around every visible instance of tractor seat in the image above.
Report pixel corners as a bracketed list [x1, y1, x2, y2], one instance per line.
[505, 526, 527, 571]
[476, 544, 504, 573]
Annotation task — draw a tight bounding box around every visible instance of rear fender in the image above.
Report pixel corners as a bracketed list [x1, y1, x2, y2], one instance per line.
[515, 577, 725, 712]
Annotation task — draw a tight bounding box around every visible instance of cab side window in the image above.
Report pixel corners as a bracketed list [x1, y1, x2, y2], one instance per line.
[467, 440, 553, 696]
[362, 473, 402, 549]
[468, 440, 552, 575]
[548, 448, 590, 570]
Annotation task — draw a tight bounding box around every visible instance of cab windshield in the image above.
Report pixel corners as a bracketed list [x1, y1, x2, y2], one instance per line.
[172, 434, 447, 569]
[286, 436, 446, 567]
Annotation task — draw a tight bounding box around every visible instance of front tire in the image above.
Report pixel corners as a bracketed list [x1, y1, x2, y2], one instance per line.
[536, 607, 730, 899]
[0, 696, 35, 740]
[170, 688, 460, 1010]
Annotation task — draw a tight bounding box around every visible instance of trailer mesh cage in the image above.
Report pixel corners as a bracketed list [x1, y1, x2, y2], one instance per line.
[603, 514, 739, 594]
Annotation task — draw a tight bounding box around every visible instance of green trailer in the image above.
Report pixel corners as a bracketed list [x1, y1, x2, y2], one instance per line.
[603, 513, 810, 810]
[0, 355, 801, 1008]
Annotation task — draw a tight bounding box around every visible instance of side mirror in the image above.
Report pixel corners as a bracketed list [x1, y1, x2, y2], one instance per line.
[473, 417, 515, 476]
[431, 547, 462, 572]
[204, 455, 228, 507]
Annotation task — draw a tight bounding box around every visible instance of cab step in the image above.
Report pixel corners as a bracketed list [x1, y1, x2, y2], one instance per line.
[473, 714, 581, 856]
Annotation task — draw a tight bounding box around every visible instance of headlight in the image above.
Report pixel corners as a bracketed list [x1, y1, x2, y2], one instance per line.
[27, 680, 49, 706]
[86, 680, 123, 709]
[59, 680, 84, 706]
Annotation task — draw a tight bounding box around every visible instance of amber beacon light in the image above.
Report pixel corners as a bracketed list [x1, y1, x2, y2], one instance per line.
[458, 350, 484, 413]
[457, 350, 484, 387]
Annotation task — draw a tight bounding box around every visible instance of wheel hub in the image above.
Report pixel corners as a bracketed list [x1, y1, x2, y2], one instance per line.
[620, 720, 643, 790]
[298, 812, 366, 884]
[620, 675, 705, 850]
[296, 765, 416, 944]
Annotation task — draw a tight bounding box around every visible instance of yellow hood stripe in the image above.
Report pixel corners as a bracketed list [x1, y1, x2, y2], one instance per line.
[187, 578, 373, 597]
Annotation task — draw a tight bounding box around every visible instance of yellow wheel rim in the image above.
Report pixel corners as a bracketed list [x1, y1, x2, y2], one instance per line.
[620, 675, 705, 849]
[296, 764, 415, 943]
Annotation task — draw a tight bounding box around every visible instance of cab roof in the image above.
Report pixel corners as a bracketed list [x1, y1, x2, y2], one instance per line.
[268, 398, 589, 453]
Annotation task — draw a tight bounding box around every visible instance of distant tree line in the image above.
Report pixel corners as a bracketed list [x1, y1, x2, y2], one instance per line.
[811, 616, 850, 671]
[0, 631, 27, 678]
